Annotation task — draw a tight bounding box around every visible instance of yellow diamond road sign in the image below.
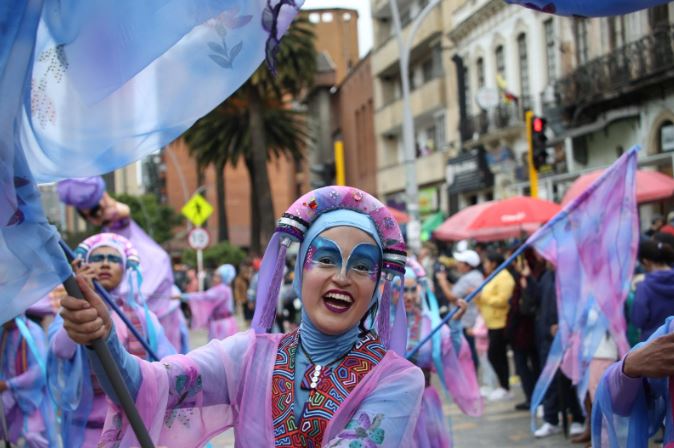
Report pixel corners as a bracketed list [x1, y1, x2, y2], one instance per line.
[181, 194, 213, 227]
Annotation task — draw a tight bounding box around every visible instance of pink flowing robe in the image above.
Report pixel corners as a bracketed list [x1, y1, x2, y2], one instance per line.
[99, 329, 425, 447]
[408, 313, 483, 448]
[185, 283, 238, 341]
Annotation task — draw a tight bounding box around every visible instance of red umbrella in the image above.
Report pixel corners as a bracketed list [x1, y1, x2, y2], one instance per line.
[563, 169, 674, 206]
[433, 201, 493, 241]
[434, 196, 561, 241]
[387, 206, 410, 224]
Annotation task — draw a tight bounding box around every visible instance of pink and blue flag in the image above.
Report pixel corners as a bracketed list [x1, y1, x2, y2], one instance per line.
[527, 147, 639, 426]
[1, 0, 303, 323]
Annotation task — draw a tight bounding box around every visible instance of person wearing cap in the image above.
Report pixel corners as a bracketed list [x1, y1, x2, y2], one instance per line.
[57, 176, 189, 354]
[435, 249, 484, 368]
[57, 186, 425, 447]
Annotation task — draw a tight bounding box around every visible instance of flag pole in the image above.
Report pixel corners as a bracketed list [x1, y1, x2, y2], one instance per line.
[406, 242, 531, 359]
[61, 276, 155, 448]
[59, 241, 160, 361]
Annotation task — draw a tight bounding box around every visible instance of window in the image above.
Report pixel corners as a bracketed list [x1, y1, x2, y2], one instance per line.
[517, 34, 530, 98]
[476, 57, 485, 88]
[609, 16, 625, 50]
[495, 45, 505, 78]
[321, 12, 333, 22]
[422, 58, 434, 83]
[309, 13, 321, 24]
[660, 121, 674, 152]
[464, 65, 472, 116]
[544, 19, 556, 82]
[574, 19, 589, 65]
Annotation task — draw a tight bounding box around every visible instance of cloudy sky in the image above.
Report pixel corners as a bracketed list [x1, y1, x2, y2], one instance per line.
[303, 0, 374, 56]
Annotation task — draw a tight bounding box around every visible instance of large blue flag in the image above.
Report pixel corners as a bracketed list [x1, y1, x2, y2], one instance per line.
[1, 0, 303, 323]
[506, 0, 671, 16]
[527, 147, 639, 426]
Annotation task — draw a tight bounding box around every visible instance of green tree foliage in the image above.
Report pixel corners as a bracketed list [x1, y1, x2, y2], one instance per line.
[112, 193, 183, 244]
[181, 240, 246, 270]
[182, 16, 317, 254]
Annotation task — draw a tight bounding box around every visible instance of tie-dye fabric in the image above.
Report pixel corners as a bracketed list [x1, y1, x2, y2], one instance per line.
[506, 0, 671, 16]
[527, 147, 639, 427]
[1, 0, 302, 324]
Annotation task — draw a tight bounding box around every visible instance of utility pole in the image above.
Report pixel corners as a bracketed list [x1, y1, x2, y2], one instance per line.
[334, 140, 346, 186]
[525, 111, 539, 198]
[389, 0, 442, 254]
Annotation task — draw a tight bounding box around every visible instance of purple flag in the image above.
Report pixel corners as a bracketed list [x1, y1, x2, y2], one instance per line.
[528, 147, 639, 425]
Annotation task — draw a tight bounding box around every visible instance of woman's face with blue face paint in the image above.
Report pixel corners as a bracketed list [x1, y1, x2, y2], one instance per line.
[88, 246, 124, 291]
[301, 226, 381, 336]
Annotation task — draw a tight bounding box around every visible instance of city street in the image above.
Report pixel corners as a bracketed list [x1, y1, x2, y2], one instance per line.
[191, 328, 571, 448]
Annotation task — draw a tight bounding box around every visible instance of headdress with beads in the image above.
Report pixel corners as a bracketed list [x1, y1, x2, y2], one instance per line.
[75, 233, 157, 353]
[252, 186, 408, 353]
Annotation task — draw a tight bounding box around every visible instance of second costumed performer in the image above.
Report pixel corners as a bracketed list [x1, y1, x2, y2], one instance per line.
[59, 186, 427, 447]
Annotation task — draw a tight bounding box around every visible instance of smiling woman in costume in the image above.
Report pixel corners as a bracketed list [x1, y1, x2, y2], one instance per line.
[59, 186, 424, 447]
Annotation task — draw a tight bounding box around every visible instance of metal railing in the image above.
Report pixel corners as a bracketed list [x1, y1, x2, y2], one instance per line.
[556, 25, 674, 109]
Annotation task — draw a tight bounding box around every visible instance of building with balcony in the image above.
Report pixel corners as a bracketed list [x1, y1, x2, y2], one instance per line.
[371, 0, 460, 219]
[541, 6, 674, 219]
[448, 0, 562, 205]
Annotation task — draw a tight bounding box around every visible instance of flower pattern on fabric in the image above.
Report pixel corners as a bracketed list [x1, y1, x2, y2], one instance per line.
[332, 413, 386, 448]
[207, 10, 253, 69]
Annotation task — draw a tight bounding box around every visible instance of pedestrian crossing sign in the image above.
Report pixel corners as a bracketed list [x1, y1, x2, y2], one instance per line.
[181, 194, 213, 227]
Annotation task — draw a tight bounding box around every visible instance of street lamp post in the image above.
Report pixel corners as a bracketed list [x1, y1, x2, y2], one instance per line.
[389, 0, 442, 254]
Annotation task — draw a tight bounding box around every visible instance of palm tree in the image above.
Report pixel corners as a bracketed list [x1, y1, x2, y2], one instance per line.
[183, 16, 316, 252]
[195, 93, 308, 253]
[184, 114, 234, 242]
[242, 15, 316, 252]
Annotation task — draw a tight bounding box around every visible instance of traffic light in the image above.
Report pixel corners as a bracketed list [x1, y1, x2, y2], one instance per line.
[531, 116, 548, 171]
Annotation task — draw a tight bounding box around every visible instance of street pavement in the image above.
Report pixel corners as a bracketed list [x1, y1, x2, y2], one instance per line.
[189, 328, 573, 448]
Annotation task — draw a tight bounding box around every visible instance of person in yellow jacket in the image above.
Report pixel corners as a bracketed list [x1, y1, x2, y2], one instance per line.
[475, 251, 516, 401]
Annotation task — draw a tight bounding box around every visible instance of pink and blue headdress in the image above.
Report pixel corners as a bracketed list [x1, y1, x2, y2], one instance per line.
[252, 186, 408, 352]
[74, 233, 157, 352]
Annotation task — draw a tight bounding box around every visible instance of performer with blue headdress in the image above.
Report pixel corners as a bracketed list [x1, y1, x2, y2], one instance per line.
[57, 176, 190, 354]
[56, 186, 426, 447]
[0, 316, 56, 448]
[403, 259, 482, 447]
[47, 233, 175, 448]
[182, 264, 239, 341]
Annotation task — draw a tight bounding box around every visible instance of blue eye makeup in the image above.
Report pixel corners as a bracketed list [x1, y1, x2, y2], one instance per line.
[304, 237, 381, 280]
[347, 243, 381, 279]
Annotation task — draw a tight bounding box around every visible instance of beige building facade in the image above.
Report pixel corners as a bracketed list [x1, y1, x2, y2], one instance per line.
[371, 0, 461, 218]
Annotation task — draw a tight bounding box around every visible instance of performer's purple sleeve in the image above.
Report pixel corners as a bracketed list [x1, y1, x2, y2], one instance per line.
[604, 360, 643, 416]
[605, 320, 671, 416]
[86, 325, 141, 402]
[50, 327, 78, 359]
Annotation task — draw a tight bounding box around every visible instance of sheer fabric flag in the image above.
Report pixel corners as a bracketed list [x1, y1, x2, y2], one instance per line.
[1, 0, 303, 323]
[505, 0, 671, 16]
[527, 147, 639, 424]
[1, 0, 71, 324]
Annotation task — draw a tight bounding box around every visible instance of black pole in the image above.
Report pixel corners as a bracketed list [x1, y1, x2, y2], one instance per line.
[62, 276, 155, 448]
[59, 241, 160, 361]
